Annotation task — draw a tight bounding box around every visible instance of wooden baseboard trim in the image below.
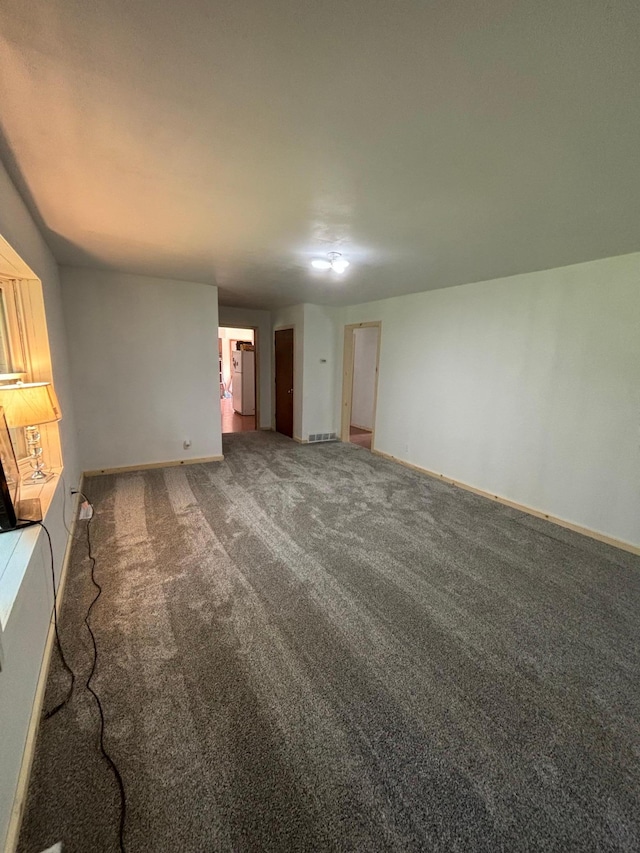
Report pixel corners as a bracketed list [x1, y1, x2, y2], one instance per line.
[259, 426, 273, 431]
[372, 449, 640, 556]
[350, 423, 373, 433]
[292, 435, 308, 444]
[84, 455, 224, 477]
[4, 490, 81, 853]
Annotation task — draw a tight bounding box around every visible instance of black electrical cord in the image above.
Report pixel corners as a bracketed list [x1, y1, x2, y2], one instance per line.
[82, 502, 128, 853]
[40, 502, 127, 852]
[39, 521, 75, 719]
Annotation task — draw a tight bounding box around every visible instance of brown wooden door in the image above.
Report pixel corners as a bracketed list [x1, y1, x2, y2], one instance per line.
[275, 328, 294, 438]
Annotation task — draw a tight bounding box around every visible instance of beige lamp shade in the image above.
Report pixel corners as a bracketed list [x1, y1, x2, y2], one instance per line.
[0, 382, 62, 428]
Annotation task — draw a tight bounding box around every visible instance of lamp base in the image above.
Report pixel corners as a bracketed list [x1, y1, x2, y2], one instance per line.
[22, 470, 55, 486]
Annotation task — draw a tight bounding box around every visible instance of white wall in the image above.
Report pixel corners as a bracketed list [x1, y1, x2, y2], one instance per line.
[351, 326, 378, 430]
[219, 306, 271, 429]
[61, 268, 222, 471]
[301, 304, 341, 439]
[337, 253, 640, 547]
[0, 161, 80, 850]
[271, 304, 304, 438]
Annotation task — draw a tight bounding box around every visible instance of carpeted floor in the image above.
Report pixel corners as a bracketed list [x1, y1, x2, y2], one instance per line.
[19, 432, 640, 852]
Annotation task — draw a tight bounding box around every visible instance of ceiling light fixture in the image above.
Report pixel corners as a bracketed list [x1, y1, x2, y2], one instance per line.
[311, 252, 350, 274]
[311, 258, 332, 270]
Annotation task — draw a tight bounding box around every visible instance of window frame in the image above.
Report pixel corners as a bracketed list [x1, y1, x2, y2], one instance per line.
[0, 276, 61, 467]
[0, 279, 29, 460]
[0, 280, 29, 375]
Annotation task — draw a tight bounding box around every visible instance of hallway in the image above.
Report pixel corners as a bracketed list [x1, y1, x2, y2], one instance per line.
[221, 396, 255, 434]
[349, 426, 372, 450]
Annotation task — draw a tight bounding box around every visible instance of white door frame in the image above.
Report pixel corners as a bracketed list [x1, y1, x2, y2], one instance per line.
[340, 321, 381, 447]
[219, 325, 260, 429]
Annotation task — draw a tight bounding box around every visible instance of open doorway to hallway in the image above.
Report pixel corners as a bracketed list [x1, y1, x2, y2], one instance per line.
[341, 323, 381, 452]
[219, 326, 258, 434]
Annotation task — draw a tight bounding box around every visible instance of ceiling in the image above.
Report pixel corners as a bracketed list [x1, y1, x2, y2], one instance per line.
[1, 0, 639, 309]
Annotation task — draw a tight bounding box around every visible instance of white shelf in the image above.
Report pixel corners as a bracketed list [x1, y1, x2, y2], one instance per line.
[0, 467, 63, 630]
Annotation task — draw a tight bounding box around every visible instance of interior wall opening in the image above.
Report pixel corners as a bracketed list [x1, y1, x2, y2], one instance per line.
[341, 322, 381, 452]
[218, 326, 257, 434]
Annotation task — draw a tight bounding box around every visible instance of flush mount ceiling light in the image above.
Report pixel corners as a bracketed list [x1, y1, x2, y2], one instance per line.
[311, 252, 350, 274]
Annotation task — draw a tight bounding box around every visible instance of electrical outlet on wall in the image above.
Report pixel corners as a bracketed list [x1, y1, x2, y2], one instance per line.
[79, 501, 93, 520]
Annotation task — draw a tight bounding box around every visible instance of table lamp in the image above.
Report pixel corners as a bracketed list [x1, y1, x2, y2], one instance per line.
[0, 382, 61, 483]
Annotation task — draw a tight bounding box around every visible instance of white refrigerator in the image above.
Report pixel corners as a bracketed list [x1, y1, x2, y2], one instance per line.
[231, 349, 255, 415]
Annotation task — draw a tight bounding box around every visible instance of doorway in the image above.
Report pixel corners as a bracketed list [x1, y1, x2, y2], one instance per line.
[341, 322, 381, 451]
[274, 327, 294, 438]
[218, 326, 258, 434]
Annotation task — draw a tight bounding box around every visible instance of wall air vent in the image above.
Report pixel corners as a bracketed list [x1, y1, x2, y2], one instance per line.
[308, 433, 337, 443]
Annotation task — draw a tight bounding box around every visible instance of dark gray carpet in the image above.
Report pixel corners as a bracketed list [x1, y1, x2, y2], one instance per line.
[19, 431, 640, 852]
